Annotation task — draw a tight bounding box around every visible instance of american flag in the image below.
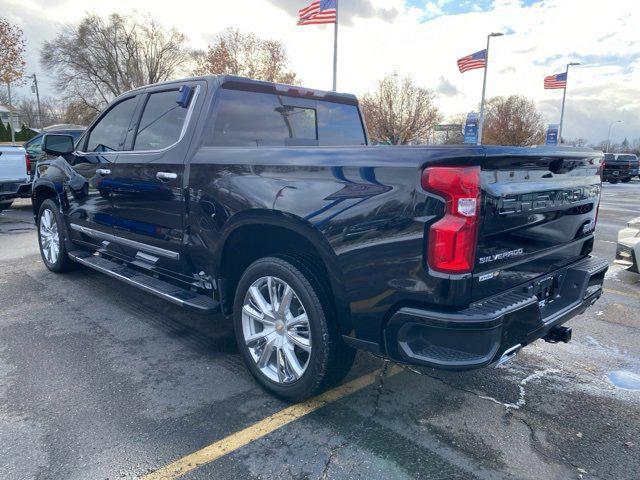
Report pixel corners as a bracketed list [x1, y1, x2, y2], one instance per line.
[457, 49, 487, 73]
[544, 72, 567, 89]
[298, 0, 337, 25]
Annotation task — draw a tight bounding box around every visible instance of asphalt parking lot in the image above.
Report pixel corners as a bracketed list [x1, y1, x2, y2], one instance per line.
[1, 182, 639, 480]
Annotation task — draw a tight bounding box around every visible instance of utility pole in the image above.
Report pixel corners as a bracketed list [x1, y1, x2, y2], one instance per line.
[477, 32, 503, 145]
[30, 73, 43, 130]
[558, 62, 580, 143]
[6, 82, 15, 143]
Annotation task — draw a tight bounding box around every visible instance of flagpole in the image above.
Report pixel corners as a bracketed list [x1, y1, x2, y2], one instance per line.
[558, 61, 580, 144]
[477, 32, 503, 145]
[332, 0, 339, 91]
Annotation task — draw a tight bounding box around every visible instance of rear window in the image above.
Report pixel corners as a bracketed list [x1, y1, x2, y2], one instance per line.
[207, 89, 365, 147]
[618, 154, 638, 162]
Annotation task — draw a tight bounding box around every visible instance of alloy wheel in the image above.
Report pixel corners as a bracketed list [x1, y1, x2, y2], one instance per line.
[241, 276, 312, 384]
[39, 209, 60, 265]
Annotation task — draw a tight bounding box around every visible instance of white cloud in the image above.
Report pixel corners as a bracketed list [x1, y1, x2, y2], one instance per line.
[5, 0, 640, 142]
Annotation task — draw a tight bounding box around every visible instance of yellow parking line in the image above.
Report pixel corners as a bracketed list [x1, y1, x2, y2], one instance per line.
[141, 365, 402, 480]
[604, 288, 640, 300]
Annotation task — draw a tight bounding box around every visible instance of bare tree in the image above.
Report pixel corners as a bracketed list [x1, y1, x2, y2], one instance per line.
[0, 86, 8, 105]
[564, 137, 589, 148]
[192, 28, 298, 84]
[15, 95, 73, 127]
[0, 18, 26, 141]
[481, 95, 545, 146]
[59, 100, 98, 126]
[0, 18, 26, 87]
[41, 13, 193, 112]
[360, 74, 442, 145]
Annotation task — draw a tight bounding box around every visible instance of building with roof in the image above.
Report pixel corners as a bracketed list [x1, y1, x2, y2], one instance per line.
[0, 105, 22, 131]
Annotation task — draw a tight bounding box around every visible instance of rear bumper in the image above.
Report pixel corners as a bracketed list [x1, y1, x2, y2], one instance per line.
[0, 180, 30, 200]
[384, 256, 608, 370]
[616, 238, 639, 273]
[603, 171, 630, 181]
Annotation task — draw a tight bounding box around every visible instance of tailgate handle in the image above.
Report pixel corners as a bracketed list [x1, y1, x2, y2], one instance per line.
[96, 168, 111, 176]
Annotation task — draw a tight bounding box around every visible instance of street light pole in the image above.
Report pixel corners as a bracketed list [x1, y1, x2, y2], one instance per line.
[477, 32, 503, 145]
[558, 62, 580, 143]
[606, 120, 622, 153]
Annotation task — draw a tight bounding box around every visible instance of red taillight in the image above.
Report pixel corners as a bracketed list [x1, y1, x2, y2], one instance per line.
[422, 166, 481, 274]
[25, 155, 31, 173]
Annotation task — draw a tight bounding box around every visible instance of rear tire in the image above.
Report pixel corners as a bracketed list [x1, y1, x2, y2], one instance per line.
[233, 255, 355, 401]
[37, 199, 76, 273]
[0, 200, 13, 212]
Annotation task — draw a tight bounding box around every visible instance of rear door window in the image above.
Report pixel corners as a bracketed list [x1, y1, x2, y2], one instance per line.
[133, 89, 190, 151]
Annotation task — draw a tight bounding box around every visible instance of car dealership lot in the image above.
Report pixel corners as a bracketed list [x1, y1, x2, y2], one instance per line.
[1, 183, 639, 480]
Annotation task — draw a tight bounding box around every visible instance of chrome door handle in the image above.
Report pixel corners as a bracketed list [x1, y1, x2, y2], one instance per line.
[156, 171, 177, 181]
[96, 168, 111, 176]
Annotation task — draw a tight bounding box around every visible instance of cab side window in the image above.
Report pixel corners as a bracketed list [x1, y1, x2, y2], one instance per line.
[85, 97, 137, 152]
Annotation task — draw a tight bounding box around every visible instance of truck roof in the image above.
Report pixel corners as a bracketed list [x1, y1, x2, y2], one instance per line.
[128, 75, 360, 105]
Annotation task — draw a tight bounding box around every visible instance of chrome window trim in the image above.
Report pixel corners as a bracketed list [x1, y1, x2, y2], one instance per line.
[75, 85, 200, 157]
[69, 224, 180, 260]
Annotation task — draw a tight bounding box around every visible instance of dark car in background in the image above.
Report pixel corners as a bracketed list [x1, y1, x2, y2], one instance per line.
[602, 153, 633, 183]
[24, 125, 85, 181]
[619, 153, 639, 179]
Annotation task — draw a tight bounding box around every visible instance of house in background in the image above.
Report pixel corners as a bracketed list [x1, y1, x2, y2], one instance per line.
[0, 104, 22, 131]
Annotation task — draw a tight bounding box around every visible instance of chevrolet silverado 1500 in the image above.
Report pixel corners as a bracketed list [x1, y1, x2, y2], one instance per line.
[32, 76, 607, 400]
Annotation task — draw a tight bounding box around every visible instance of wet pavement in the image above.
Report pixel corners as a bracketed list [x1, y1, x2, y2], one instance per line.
[1, 181, 639, 480]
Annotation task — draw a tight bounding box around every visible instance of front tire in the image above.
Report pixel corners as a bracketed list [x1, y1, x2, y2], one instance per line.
[233, 256, 355, 401]
[37, 199, 76, 272]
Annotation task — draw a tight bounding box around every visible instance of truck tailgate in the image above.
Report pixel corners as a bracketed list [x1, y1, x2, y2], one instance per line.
[473, 149, 602, 301]
[0, 147, 28, 183]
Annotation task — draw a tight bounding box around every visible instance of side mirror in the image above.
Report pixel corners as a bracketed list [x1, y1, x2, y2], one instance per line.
[43, 134, 74, 156]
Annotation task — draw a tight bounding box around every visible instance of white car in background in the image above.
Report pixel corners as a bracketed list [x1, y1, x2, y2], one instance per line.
[616, 217, 640, 273]
[0, 145, 29, 212]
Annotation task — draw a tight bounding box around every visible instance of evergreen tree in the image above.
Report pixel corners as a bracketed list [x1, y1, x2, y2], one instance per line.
[0, 121, 7, 141]
[620, 137, 630, 152]
[5, 122, 14, 142]
[15, 124, 36, 141]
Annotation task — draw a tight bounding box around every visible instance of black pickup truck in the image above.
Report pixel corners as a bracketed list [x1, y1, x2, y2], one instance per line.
[602, 153, 633, 183]
[32, 76, 607, 400]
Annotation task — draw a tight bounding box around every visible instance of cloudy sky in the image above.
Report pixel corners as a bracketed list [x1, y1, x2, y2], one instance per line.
[4, 0, 639, 143]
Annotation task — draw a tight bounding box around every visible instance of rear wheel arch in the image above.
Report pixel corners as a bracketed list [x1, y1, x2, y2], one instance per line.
[215, 212, 350, 331]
